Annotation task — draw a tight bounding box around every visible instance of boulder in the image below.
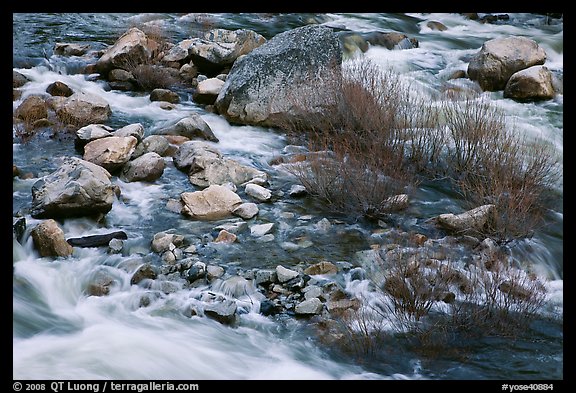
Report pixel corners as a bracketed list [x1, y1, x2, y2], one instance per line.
[132, 135, 170, 158]
[83, 136, 138, 172]
[150, 88, 180, 104]
[180, 184, 243, 220]
[189, 28, 266, 74]
[130, 263, 158, 285]
[193, 77, 225, 105]
[31, 219, 73, 257]
[435, 204, 496, 234]
[96, 27, 153, 75]
[215, 25, 342, 127]
[245, 183, 271, 202]
[250, 223, 274, 237]
[173, 141, 222, 172]
[503, 65, 555, 100]
[114, 123, 144, 140]
[46, 81, 73, 97]
[120, 152, 165, 182]
[276, 265, 299, 283]
[154, 114, 218, 142]
[232, 202, 259, 220]
[75, 124, 114, 150]
[54, 42, 90, 56]
[67, 231, 128, 247]
[189, 158, 267, 188]
[56, 91, 112, 127]
[31, 157, 115, 218]
[13, 70, 30, 88]
[204, 299, 237, 325]
[15, 95, 48, 123]
[467, 36, 547, 91]
[362, 31, 419, 50]
[295, 298, 323, 315]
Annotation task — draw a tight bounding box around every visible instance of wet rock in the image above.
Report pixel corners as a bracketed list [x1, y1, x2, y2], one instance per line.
[83, 136, 138, 172]
[181, 184, 243, 220]
[467, 36, 546, 91]
[173, 141, 221, 172]
[504, 65, 555, 101]
[426, 21, 448, 31]
[245, 183, 271, 202]
[214, 221, 248, 234]
[31, 157, 115, 219]
[303, 285, 323, 300]
[120, 152, 165, 182]
[150, 88, 180, 104]
[259, 299, 280, 316]
[204, 299, 237, 325]
[215, 25, 342, 128]
[132, 135, 171, 158]
[363, 31, 419, 50]
[206, 265, 225, 281]
[75, 124, 114, 150]
[31, 219, 73, 257]
[155, 114, 218, 142]
[67, 231, 128, 247]
[295, 297, 323, 315]
[86, 271, 115, 296]
[288, 184, 307, 197]
[56, 91, 112, 127]
[190, 158, 268, 188]
[109, 69, 136, 84]
[131, 263, 158, 285]
[13, 216, 26, 243]
[187, 264, 206, 282]
[46, 81, 74, 97]
[151, 232, 185, 253]
[276, 265, 299, 283]
[254, 269, 277, 286]
[214, 229, 237, 243]
[108, 238, 124, 253]
[13, 70, 30, 88]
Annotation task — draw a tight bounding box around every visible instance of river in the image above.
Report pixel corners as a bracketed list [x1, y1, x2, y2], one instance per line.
[13, 13, 563, 381]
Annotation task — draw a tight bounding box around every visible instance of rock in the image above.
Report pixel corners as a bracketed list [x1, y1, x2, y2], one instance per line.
[108, 238, 124, 253]
[154, 114, 218, 142]
[254, 269, 277, 286]
[30, 220, 73, 258]
[303, 285, 323, 300]
[31, 157, 115, 219]
[109, 68, 136, 82]
[259, 299, 280, 316]
[250, 223, 274, 237]
[67, 231, 128, 247]
[288, 184, 307, 197]
[46, 81, 74, 97]
[132, 135, 170, 158]
[193, 78, 225, 105]
[435, 204, 496, 234]
[163, 39, 195, 63]
[295, 298, 323, 315]
[86, 271, 114, 296]
[206, 265, 225, 281]
[130, 263, 158, 285]
[96, 27, 153, 75]
[315, 218, 331, 232]
[276, 265, 299, 283]
[232, 202, 259, 220]
[326, 298, 361, 313]
[215, 25, 342, 127]
[173, 141, 222, 172]
[189, 28, 266, 74]
[54, 42, 90, 56]
[426, 21, 448, 31]
[181, 184, 243, 220]
[120, 152, 165, 182]
[363, 31, 419, 50]
[15, 95, 48, 123]
[75, 124, 114, 149]
[151, 232, 184, 253]
[13, 70, 30, 88]
[150, 88, 180, 104]
[214, 221, 248, 234]
[187, 264, 206, 282]
[56, 91, 112, 127]
[304, 261, 338, 275]
[189, 158, 268, 188]
[467, 36, 547, 91]
[245, 183, 271, 202]
[204, 299, 237, 325]
[83, 136, 138, 172]
[214, 229, 237, 243]
[503, 65, 555, 101]
[114, 123, 144, 140]
[13, 216, 26, 243]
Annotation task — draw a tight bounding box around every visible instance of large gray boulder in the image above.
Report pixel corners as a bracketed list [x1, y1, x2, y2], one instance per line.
[96, 27, 153, 75]
[56, 91, 112, 127]
[31, 157, 115, 218]
[83, 136, 138, 172]
[503, 65, 555, 101]
[189, 158, 268, 188]
[215, 25, 342, 127]
[153, 114, 218, 142]
[467, 36, 547, 91]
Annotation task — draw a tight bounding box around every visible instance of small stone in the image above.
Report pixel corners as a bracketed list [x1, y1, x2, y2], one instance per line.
[245, 183, 272, 202]
[276, 265, 299, 283]
[214, 229, 237, 244]
[250, 223, 274, 237]
[295, 298, 324, 315]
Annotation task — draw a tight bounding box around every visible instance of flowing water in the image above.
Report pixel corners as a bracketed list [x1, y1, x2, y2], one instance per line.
[13, 13, 563, 380]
